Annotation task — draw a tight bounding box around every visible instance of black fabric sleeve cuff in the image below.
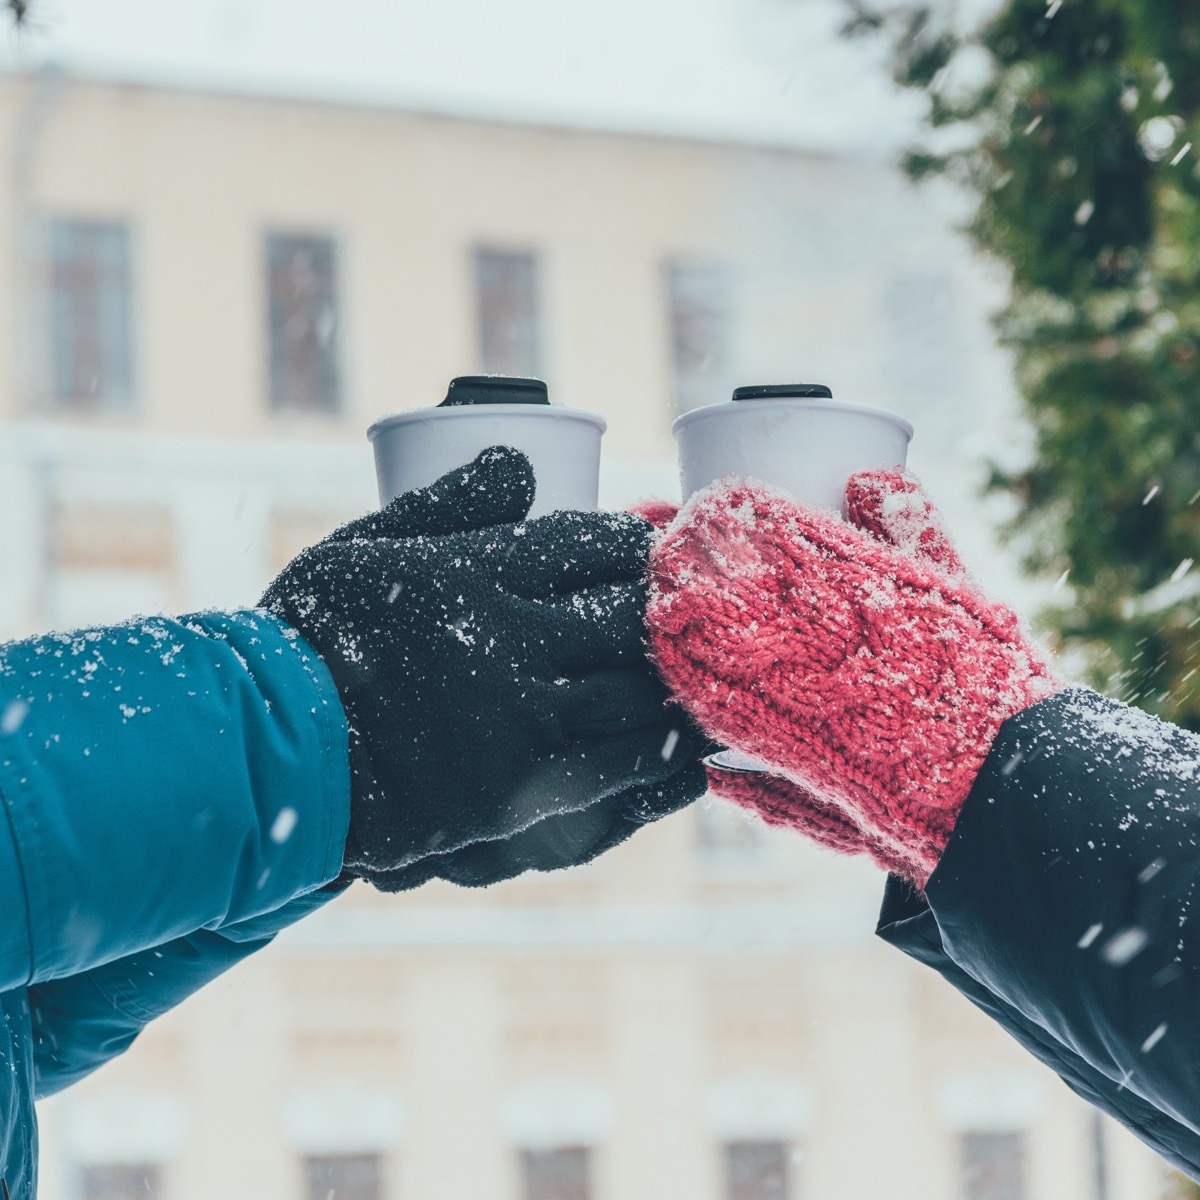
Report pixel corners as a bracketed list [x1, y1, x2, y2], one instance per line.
[877, 873, 1200, 1180]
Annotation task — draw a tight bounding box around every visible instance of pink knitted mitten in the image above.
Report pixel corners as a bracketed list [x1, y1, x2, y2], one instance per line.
[648, 470, 1062, 887]
[634, 491, 933, 878]
[635, 496, 909, 871]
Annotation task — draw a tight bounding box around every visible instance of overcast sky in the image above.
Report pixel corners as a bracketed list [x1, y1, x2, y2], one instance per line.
[0, 0, 931, 152]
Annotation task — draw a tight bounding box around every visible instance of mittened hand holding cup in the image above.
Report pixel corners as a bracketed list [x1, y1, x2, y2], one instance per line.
[629, 493, 898, 874]
[673, 384, 917, 774]
[647, 468, 1062, 887]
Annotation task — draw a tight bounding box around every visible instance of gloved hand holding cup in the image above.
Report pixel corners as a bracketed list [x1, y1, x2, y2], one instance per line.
[265, 376, 707, 892]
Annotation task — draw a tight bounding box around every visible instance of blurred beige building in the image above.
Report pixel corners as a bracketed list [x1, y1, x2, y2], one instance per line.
[0, 69, 1170, 1199]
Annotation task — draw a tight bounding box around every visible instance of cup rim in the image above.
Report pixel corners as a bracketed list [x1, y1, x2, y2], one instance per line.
[671, 397, 914, 442]
[368, 404, 608, 442]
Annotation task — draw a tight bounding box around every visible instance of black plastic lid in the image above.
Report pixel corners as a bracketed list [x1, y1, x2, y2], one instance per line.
[732, 383, 833, 401]
[439, 376, 550, 407]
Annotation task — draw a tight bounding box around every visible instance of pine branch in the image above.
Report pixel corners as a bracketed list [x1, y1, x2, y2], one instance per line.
[843, 0, 1200, 726]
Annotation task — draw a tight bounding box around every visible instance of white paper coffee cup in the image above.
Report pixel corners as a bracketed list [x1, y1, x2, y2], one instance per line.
[673, 384, 913, 775]
[368, 380, 607, 518]
[675, 386, 913, 508]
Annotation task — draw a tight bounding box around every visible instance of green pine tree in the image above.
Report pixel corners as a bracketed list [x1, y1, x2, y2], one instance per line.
[844, 0, 1200, 728]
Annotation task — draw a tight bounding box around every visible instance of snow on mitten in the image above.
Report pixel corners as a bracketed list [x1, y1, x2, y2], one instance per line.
[634, 491, 922, 877]
[648, 469, 1062, 887]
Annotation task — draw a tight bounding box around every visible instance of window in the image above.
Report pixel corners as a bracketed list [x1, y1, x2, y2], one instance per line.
[725, 1140, 790, 1200]
[46, 218, 134, 412]
[474, 247, 541, 376]
[81, 1164, 160, 1200]
[521, 1146, 590, 1200]
[305, 1154, 382, 1200]
[266, 232, 341, 414]
[664, 257, 733, 413]
[960, 1132, 1025, 1200]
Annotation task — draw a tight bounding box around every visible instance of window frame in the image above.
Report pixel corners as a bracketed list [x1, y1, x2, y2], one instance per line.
[79, 1162, 161, 1200]
[264, 228, 344, 417]
[724, 1138, 792, 1200]
[519, 1144, 592, 1200]
[472, 244, 543, 378]
[663, 254, 735, 415]
[41, 214, 137, 415]
[959, 1130, 1027, 1200]
[303, 1152, 384, 1200]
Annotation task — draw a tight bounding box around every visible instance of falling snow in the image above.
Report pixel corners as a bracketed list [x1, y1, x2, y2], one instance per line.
[1141, 1023, 1167, 1053]
[1102, 927, 1149, 966]
[0, 699, 28, 736]
[270, 807, 299, 843]
[1137, 857, 1166, 884]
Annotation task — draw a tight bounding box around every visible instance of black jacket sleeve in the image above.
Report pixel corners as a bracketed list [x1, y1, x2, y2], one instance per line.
[877, 875, 1200, 1178]
[876, 687, 1200, 1179]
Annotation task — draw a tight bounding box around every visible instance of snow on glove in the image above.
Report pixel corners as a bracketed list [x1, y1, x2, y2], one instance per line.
[370, 494, 716, 889]
[648, 469, 1062, 887]
[263, 449, 707, 889]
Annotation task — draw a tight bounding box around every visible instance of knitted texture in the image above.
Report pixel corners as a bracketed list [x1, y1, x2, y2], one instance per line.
[705, 765, 878, 858]
[648, 470, 1063, 887]
[628, 498, 681, 532]
[632, 492, 919, 876]
[635, 490, 948, 879]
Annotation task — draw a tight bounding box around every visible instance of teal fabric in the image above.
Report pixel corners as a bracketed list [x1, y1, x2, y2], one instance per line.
[0, 610, 351, 1197]
[29, 880, 349, 1098]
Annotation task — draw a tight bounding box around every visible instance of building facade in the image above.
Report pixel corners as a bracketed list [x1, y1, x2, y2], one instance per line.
[0, 70, 1170, 1200]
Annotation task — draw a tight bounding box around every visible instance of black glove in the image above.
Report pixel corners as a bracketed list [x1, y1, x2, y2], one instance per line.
[262, 447, 707, 889]
[367, 757, 706, 891]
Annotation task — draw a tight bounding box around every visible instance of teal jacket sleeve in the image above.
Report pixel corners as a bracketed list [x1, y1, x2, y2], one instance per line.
[29, 880, 351, 1097]
[0, 609, 351, 990]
